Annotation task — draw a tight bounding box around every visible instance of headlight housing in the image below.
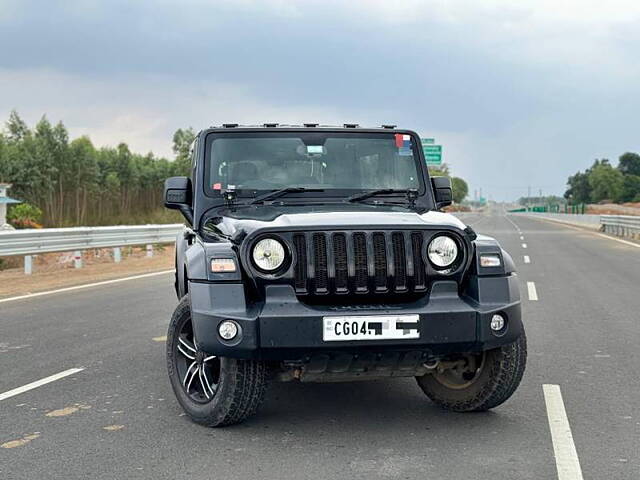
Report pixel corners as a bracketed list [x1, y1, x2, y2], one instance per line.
[252, 238, 286, 272]
[427, 235, 459, 269]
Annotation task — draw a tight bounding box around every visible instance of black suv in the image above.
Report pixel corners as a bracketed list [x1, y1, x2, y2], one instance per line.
[163, 124, 526, 427]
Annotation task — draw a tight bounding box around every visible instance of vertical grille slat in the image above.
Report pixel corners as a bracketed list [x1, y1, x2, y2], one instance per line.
[353, 233, 368, 293]
[411, 232, 427, 291]
[293, 234, 307, 293]
[392, 232, 407, 292]
[372, 233, 387, 292]
[333, 233, 348, 293]
[290, 230, 429, 296]
[312, 233, 328, 294]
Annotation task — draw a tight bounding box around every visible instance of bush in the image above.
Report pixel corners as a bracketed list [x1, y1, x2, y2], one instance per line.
[7, 203, 43, 229]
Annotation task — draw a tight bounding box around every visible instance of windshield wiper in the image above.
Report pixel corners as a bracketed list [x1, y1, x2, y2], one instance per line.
[250, 187, 325, 204]
[346, 188, 418, 204]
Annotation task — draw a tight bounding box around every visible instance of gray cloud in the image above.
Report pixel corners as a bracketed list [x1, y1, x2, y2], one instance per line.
[1, 0, 639, 200]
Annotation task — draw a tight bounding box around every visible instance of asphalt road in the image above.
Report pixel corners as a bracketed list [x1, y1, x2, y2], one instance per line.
[1, 212, 639, 479]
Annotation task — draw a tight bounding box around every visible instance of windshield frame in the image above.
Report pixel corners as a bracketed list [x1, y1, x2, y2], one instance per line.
[201, 129, 428, 202]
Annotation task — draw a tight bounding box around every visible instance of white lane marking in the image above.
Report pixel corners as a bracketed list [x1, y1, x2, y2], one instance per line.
[525, 216, 640, 249]
[593, 232, 640, 248]
[0, 270, 174, 304]
[504, 214, 522, 233]
[524, 255, 531, 264]
[527, 281, 538, 300]
[466, 215, 490, 228]
[0, 368, 84, 401]
[522, 243, 528, 248]
[543, 384, 584, 480]
[520, 236, 525, 240]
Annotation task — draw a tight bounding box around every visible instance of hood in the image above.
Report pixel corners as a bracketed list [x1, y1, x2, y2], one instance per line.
[201, 203, 467, 243]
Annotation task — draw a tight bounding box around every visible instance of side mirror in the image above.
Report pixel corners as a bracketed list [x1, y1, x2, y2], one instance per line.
[164, 176, 193, 225]
[431, 176, 452, 209]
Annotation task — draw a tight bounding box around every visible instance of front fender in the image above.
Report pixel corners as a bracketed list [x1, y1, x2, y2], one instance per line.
[185, 237, 242, 283]
[175, 229, 189, 298]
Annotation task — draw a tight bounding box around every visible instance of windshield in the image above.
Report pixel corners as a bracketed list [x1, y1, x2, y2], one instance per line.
[204, 132, 423, 197]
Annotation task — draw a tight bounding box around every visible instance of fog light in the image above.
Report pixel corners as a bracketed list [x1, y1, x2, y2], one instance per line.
[490, 314, 505, 332]
[218, 320, 239, 340]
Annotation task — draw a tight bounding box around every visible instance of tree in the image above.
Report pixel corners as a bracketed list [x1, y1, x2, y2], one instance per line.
[5, 110, 29, 143]
[588, 160, 624, 202]
[618, 152, 640, 177]
[428, 163, 450, 178]
[172, 127, 196, 175]
[68, 136, 98, 223]
[620, 175, 640, 203]
[451, 177, 468, 203]
[564, 171, 591, 204]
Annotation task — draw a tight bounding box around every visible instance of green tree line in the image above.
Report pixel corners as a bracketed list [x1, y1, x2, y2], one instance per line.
[565, 153, 640, 204]
[0, 111, 195, 226]
[0, 111, 470, 226]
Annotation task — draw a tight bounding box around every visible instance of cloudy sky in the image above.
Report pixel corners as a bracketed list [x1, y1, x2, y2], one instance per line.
[2, 0, 639, 200]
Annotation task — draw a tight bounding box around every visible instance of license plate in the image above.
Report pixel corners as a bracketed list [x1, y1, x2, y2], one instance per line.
[323, 315, 420, 342]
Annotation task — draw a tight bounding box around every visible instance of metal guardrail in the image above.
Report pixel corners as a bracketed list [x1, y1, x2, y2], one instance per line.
[0, 224, 183, 257]
[601, 215, 640, 238]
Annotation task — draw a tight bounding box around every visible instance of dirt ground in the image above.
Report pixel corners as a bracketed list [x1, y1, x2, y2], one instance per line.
[587, 202, 640, 216]
[0, 246, 174, 299]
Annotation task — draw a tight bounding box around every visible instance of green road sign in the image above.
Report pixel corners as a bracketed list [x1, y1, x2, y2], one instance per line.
[421, 138, 435, 145]
[423, 144, 442, 165]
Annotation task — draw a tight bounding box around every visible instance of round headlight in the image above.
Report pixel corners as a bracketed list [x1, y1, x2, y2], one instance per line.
[252, 238, 286, 271]
[427, 235, 459, 268]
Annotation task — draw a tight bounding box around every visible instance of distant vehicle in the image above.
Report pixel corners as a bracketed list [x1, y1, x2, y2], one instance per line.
[163, 124, 526, 427]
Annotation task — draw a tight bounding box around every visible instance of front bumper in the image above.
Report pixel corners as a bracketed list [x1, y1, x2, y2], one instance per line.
[189, 274, 523, 361]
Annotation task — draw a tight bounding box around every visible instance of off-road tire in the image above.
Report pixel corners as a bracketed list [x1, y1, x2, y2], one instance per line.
[167, 295, 268, 427]
[416, 332, 527, 412]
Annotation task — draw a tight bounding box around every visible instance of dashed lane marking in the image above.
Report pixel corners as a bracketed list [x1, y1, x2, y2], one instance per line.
[103, 424, 125, 431]
[524, 255, 531, 264]
[543, 384, 585, 480]
[504, 214, 522, 233]
[520, 235, 525, 240]
[153, 336, 167, 342]
[466, 215, 491, 228]
[0, 368, 84, 402]
[527, 281, 538, 301]
[522, 243, 528, 249]
[0, 270, 174, 304]
[1, 433, 40, 449]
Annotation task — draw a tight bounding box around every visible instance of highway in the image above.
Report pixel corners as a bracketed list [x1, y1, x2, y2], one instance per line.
[1, 212, 639, 479]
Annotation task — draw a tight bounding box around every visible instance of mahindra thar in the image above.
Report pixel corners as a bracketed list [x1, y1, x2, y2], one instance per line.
[163, 124, 526, 427]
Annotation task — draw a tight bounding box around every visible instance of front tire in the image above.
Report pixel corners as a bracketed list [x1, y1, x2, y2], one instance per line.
[416, 332, 527, 412]
[167, 295, 268, 427]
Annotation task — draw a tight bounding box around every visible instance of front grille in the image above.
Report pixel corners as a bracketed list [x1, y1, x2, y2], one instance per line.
[292, 231, 431, 295]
